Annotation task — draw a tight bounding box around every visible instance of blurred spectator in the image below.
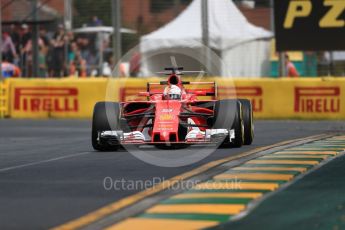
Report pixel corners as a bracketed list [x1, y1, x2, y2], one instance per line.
[1, 32, 18, 63]
[68, 42, 78, 63]
[19, 24, 31, 77]
[77, 37, 98, 75]
[68, 42, 87, 77]
[70, 52, 87, 77]
[89, 16, 103, 27]
[38, 46, 48, 77]
[303, 52, 317, 77]
[130, 52, 141, 77]
[22, 37, 47, 77]
[46, 46, 55, 77]
[285, 54, 299, 77]
[1, 58, 21, 78]
[38, 28, 50, 78]
[1, 19, 131, 78]
[39, 28, 50, 47]
[9, 24, 20, 55]
[66, 31, 76, 44]
[20, 24, 31, 50]
[102, 62, 112, 77]
[51, 24, 67, 77]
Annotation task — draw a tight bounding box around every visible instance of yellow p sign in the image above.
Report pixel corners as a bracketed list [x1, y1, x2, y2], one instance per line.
[284, 0, 312, 28]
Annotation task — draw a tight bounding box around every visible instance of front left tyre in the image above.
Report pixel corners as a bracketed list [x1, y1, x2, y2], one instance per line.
[92, 102, 121, 151]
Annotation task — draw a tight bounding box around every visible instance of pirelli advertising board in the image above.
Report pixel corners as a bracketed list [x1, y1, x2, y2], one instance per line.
[116, 78, 345, 119]
[5, 78, 345, 119]
[274, 0, 345, 51]
[8, 79, 110, 118]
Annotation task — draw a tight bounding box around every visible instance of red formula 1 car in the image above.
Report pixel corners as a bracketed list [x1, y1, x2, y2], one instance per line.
[92, 67, 254, 151]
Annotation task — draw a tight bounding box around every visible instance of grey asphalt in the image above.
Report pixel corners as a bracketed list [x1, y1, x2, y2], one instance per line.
[0, 119, 344, 229]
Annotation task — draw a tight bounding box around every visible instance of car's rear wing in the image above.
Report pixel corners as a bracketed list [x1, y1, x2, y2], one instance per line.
[145, 81, 217, 97]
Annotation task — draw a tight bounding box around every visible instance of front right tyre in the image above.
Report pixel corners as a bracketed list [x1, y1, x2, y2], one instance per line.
[213, 99, 244, 148]
[239, 99, 254, 145]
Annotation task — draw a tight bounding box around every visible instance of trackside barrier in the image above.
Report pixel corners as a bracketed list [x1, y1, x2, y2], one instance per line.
[217, 78, 345, 119]
[7, 78, 111, 119]
[5, 77, 345, 119]
[115, 77, 345, 119]
[0, 80, 9, 118]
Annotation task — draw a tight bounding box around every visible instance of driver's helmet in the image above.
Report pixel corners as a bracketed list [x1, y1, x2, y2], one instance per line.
[164, 85, 182, 100]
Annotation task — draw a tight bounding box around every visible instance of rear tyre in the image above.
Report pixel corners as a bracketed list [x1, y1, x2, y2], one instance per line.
[92, 102, 121, 151]
[213, 99, 244, 148]
[239, 99, 254, 145]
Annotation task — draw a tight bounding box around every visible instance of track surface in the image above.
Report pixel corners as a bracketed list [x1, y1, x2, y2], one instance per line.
[213, 152, 345, 230]
[0, 120, 345, 229]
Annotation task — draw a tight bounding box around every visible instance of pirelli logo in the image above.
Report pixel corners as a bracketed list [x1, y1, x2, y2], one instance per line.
[14, 87, 79, 112]
[218, 86, 263, 112]
[294, 87, 340, 113]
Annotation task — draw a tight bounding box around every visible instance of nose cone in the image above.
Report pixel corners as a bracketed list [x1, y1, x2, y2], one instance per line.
[159, 131, 177, 142]
[161, 131, 169, 141]
[152, 100, 181, 142]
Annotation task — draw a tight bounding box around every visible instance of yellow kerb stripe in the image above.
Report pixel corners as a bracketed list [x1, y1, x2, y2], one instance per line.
[314, 140, 345, 146]
[233, 167, 307, 173]
[313, 138, 345, 143]
[105, 218, 218, 230]
[262, 155, 329, 160]
[146, 204, 245, 215]
[247, 160, 319, 165]
[194, 182, 279, 191]
[214, 173, 294, 181]
[290, 148, 344, 151]
[275, 151, 337, 155]
[172, 192, 263, 199]
[329, 136, 345, 140]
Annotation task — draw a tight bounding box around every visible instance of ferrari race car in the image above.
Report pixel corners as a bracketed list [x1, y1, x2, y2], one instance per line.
[92, 67, 254, 151]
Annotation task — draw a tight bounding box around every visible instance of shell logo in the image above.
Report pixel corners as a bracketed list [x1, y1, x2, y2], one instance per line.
[160, 114, 174, 121]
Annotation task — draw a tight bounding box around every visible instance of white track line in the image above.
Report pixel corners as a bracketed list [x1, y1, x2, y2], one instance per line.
[0, 152, 91, 173]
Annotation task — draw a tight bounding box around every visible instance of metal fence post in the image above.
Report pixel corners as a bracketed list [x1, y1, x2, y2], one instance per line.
[201, 0, 210, 74]
[112, 0, 122, 77]
[31, 0, 39, 77]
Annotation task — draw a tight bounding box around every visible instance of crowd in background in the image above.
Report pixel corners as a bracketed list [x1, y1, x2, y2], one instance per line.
[1, 16, 113, 78]
[1, 18, 343, 78]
